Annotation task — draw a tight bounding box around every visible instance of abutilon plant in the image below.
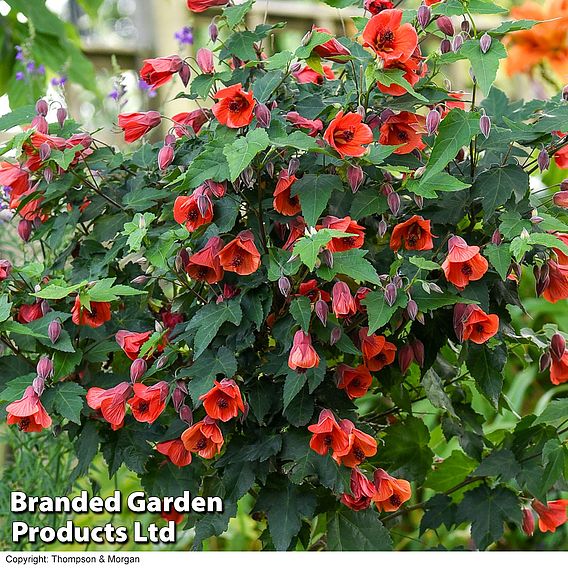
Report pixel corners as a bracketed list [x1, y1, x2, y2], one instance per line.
[0, 0, 567, 552]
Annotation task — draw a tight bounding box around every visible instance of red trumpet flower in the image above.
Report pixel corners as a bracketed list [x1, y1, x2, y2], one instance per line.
[185, 236, 224, 284]
[337, 364, 373, 399]
[128, 382, 169, 424]
[181, 416, 224, 459]
[86, 382, 132, 430]
[6, 386, 52, 433]
[312, 26, 351, 61]
[340, 468, 376, 511]
[323, 111, 373, 158]
[442, 236, 488, 290]
[173, 191, 213, 233]
[71, 296, 111, 328]
[308, 409, 349, 455]
[212, 83, 255, 129]
[139, 56, 183, 89]
[156, 438, 192, 467]
[273, 170, 301, 216]
[333, 419, 378, 468]
[116, 330, 153, 360]
[218, 230, 261, 276]
[390, 215, 434, 252]
[532, 499, 568, 533]
[359, 328, 397, 371]
[379, 111, 426, 155]
[288, 330, 320, 371]
[320, 215, 365, 252]
[372, 468, 412, 512]
[200, 378, 245, 422]
[118, 111, 161, 143]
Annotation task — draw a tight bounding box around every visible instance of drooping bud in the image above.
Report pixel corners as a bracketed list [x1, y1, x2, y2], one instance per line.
[321, 249, 334, 268]
[197, 193, 212, 217]
[378, 217, 388, 238]
[31, 376, 45, 397]
[537, 148, 550, 172]
[44, 168, 54, 183]
[398, 344, 414, 375]
[39, 142, 51, 162]
[426, 108, 441, 135]
[550, 333, 566, 361]
[37, 356, 54, 380]
[254, 102, 272, 128]
[179, 404, 193, 425]
[384, 282, 397, 306]
[413, 194, 424, 209]
[491, 229, 502, 245]
[131, 275, 149, 285]
[35, 99, 49, 116]
[539, 351, 552, 372]
[461, 19, 470, 33]
[209, 22, 219, 43]
[440, 38, 452, 54]
[411, 339, 425, 367]
[417, 4, 431, 30]
[387, 192, 401, 216]
[31, 114, 48, 134]
[156, 354, 168, 369]
[330, 326, 342, 346]
[278, 275, 291, 297]
[130, 358, 147, 383]
[179, 62, 191, 87]
[158, 144, 175, 170]
[452, 34, 464, 51]
[56, 107, 67, 128]
[416, 312, 425, 325]
[288, 158, 300, 176]
[301, 30, 313, 46]
[40, 300, 50, 316]
[0, 259, 12, 281]
[534, 263, 550, 297]
[266, 161, 275, 178]
[392, 275, 403, 289]
[406, 299, 418, 320]
[479, 33, 492, 54]
[347, 165, 364, 193]
[196, 48, 215, 74]
[48, 319, 62, 344]
[176, 248, 190, 272]
[172, 386, 186, 412]
[436, 16, 454, 36]
[315, 299, 329, 327]
[554, 190, 568, 208]
[18, 219, 33, 242]
[479, 113, 491, 139]
[522, 508, 535, 537]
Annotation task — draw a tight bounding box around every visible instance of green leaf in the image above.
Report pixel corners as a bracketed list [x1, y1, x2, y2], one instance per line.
[223, 128, 271, 182]
[489, 19, 538, 35]
[0, 296, 12, 323]
[422, 368, 457, 417]
[474, 449, 520, 481]
[223, 0, 253, 28]
[460, 38, 507, 95]
[420, 494, 457, 534]
[271, 131, 321, 152]
[295, 31, 332, 59]
[372, 68, 427, 102]
[411, 285, 477, 311]
[472, 165, 528, 216]
[289, 296, 311, 332]
[534, 399, 568, 426]
[42, 382, 86, 424]
[34, 282, 85, 300]
[484, 244, 512, 280]
[292, 228, 351, 271]
[466, 343, 507, 407]
[362, 290, 408, 334]
[265, 51, 294, 70]
[499, 211, 531, 239]
[53, 350, 83, 380]
[283, 385, 314, 427]
[255, 475, 317, 551]
[425, 451, 477, 492]
[87, 279, 146, 302]
[409, 256, 441, 271]
[0, 105, 35, 130]
[178, 142, 231, 189]
[0, 374, 35, 403]
[350, 189, 387, 218]
[318, 249, 381, 285]
[252, 71, 283, 103]
[407, 171, 470, 198]
[122, 212, 156, 252]
[327, 508, 393, 551]
[528, 232, 568, 257]
[295, 174, 342, 227]
[283, 373, 308, 410]
[422, 109, 481, 184]
[541, 438, 566, 492]
[456, 485, 521, 550]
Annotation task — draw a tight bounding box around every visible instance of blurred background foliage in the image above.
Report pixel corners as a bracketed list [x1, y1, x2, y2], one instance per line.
[0, 0, 567, 552]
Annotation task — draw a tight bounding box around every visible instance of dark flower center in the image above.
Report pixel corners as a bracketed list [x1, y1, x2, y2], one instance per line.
[342, 236, 356, 246]
[354, 446, 365, 460]
[19, 418, 30, 430]
[197, 267, 208, 279]
[196, 436, 207, 450]
[232, 254, 244, 267]
[340, 129, 355, 142]
[461, 263, 473, 276]
[475, 323, 485, 333]
[352, 378, 361, 388]
[187, 209, 198, 221]
[138, 402, 149, 413]
[217, 398, 229, 409]
[324, 434, 333, 446]
[228, 96, 246, 113]
[389, 493, 401, 507]
[396, 129, 408, 141]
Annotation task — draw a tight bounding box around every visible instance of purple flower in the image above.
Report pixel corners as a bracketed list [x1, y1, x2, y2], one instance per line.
[15, 46, 24, 61]
[36, 64, 45, 75]
[108, 89, 120, 101]
[174, 26, 194, 46]
[138, 79, 157, 98]
[15, 71, 25, 81]
[26, 61, 35, 73]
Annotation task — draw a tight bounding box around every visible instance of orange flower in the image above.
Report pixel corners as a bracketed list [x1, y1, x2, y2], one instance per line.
[218, 230, 261, 276]
[0, 162, 30, 199]
[442, 236, 488, 290]
[297, 279, 331, 303]
[156, 439, 192, 467]
[6, 386, 52, 433]
[71, 296, 111, 328]
[115, 330, 153, 360]
[273, 170, 301, 216]
[550, 350, 568, 384]
[542, 260, 568, 303]
[454, 304, 499, 344]
[372, 468, 412, 512]
[292, 64, 335, 85]
[333, 419, 377, 468]
[378, 48, 427, 96]
[340, 467, 376, 511]
[185, 236, 224, 284]
[359, 328, 397, 372]
[379, 111, 425, 154]
[17, 302, 44, 324]
[533, 499, 568, 533]
[288, 330, 320, 371]
[139, 56, 183, 89]
[172, 109, 209, 137]
[118, 111, 161, 143]
[323, 111, 373, 158]
[308, 409, 350, 455]
[128, 382, 169, 424]
[332, 281, 357, 318]
[362, 9, 418, 65]
[200, 378, 245, 422]
[312, 26, 351, 61]
[552, 233, 568, 265]
[337, 364, 373, 399]
[181, 417, 224, 459]
[186, 0, 228, 12]
[286, 112, 323, 136]
[390, 215, 434, 252]
[212, 83, 255, 129]
[505, 0, 568, 78]
[86, 382, 132, 430]
[173, 191, 213, 233]
[320, 215, 365, 252]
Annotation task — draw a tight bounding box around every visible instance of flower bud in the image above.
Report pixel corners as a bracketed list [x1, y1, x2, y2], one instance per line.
[330, 326, 342, 346]
[0, 259, 12, 281]
[406, 299, 418, 320]
[378, 217, 388, 238]
[56, 107, 67, 128]
[179, 404, 193, 425]
[266, 161, 275, 178]
[209, 22, 218, 43]
[479, 33, 492, 54]
[553, 190, 568, 208]
[172, 387, 186, 411]
[156, 354, 168, 369]
[48, 319, 62, 344]
[452, 34, 464, 51]
[398, 344, 414, 374]
[32, 376, 46, 397]
[550, 333, 566, 361]
[35, 99, 48, 116]
[416, 312, 425, 325]
[440, 38, 452, 54]
[158, 144, 175, 170]
[522, 508, 535, 537]
[479, 114, 491, 139]
[37, 356, 54, 380]
[320, 248, 333, 269]
[290, 62, 302, 74]
[315, 299, 329, 327]
[197, 193, 212, 217]
[179, 62, 191, 87]
[413, 194, 424, 209]
[196, 48, 214, 74]
[491, 229, 502, 245]
[39, 142, 51, 161]
[347, 165, 364, 193]
[130, 358, 147, 383]
[131, 275, 150, 285]
[384, 282, 397, 307]
[278, 275, 291, 297]
[288, 158, 300, 176]
[437, 16, 454, 36]
[539, 351, 551, 372]
[461, 19, 470, 33]
[387, 192, 401, 216]
[535, 263, 550, 297]
[426, 108, 441, 135]
[301, 30, 313, 46]
[417, 4, 431, 30]
[412, 339, 425, 367]
[44, 168, 54, 183]
[254, 102, 272, 128]
[40, 300, 50, 316]
[537, 148, 550, 172]
[18, 219, 33, 242]
[31, 114, 48, 134]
